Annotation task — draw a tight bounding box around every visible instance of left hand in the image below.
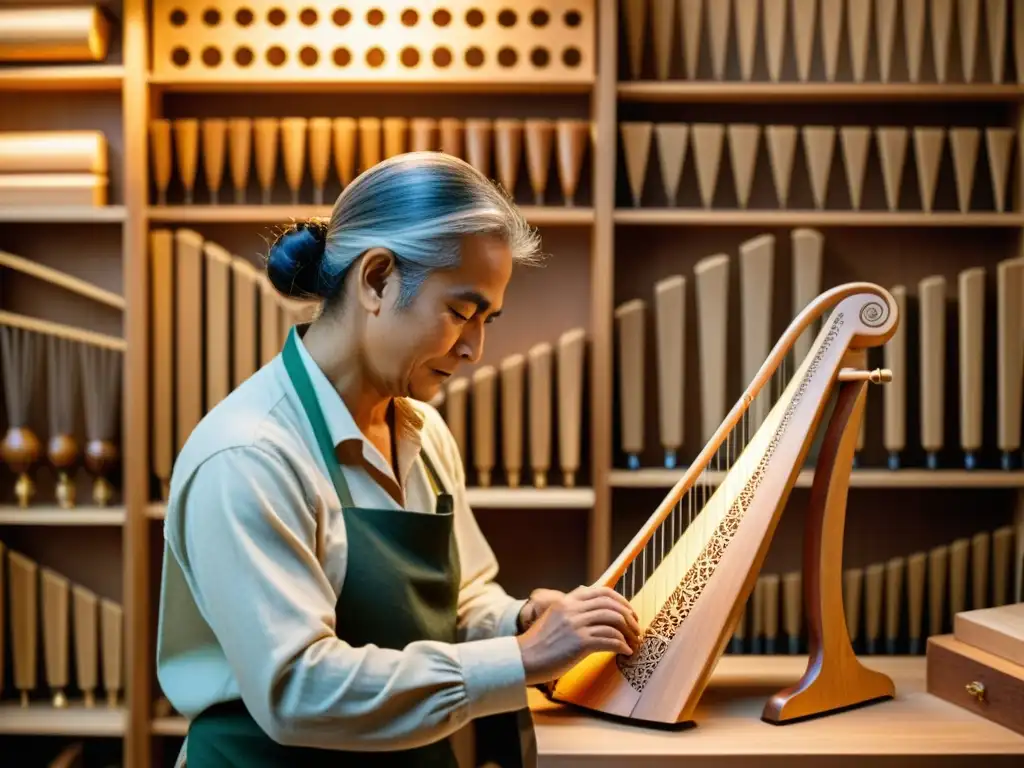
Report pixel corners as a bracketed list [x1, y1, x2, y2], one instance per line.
[517, 588, 568, 633]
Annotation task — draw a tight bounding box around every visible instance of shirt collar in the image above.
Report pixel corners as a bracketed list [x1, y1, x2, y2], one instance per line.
[291, 326, 426, 486]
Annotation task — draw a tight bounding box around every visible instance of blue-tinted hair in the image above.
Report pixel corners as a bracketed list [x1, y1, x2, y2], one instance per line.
[267, 151, 543, 308]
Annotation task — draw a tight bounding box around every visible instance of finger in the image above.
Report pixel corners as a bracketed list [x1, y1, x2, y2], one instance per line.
[578, 587, 637, 618]
[578, 597, 642, 636]
[576, 608, 641, 647]
[584, 627, 634, 657]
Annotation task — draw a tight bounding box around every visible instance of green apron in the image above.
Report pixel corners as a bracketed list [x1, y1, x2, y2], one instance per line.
[184, 327, 467, 767]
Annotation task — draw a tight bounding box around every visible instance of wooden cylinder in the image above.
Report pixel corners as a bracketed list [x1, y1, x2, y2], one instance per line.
[0, 131, 106, 174]
[0, 7, 111, 62]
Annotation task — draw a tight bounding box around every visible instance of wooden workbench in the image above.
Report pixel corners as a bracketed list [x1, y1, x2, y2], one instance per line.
[525, 656, 1024, 767]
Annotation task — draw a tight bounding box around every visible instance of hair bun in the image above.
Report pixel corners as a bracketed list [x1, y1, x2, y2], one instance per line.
[267, 218, 329, 298]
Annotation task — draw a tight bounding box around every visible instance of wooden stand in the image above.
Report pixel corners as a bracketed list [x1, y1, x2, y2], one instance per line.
[764, 350, 896, 723]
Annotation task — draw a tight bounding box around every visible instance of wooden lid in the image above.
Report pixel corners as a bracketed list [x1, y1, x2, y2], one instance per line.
[954, 603, 1024, 668]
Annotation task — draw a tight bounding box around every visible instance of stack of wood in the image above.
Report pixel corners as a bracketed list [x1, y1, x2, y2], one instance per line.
[0, 131, 108, 207]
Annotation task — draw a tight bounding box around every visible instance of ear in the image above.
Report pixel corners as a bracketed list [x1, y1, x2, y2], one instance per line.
[356, 248, 396, 314]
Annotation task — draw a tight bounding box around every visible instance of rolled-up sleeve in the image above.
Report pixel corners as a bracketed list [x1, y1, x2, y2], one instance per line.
[167, 444, 528, 751]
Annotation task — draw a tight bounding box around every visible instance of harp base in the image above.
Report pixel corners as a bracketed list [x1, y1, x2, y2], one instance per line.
[762, 369, 895, 725]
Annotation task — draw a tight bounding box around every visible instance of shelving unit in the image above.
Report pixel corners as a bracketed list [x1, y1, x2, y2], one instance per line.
[3, 1, 1024, 766]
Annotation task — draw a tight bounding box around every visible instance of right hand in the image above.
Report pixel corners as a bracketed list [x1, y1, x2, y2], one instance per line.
[515, 585, 643, 686]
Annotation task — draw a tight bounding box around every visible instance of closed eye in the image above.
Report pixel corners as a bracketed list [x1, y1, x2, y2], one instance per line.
[448, 306, 469, 321]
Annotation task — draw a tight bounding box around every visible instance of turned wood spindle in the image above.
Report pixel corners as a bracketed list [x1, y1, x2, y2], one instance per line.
[80, 344, 122, 506]
[525, 119, 554, 205]
[0, 326, 43, 507]
[227, 117, 252, 205]
[47, 335, 80, 508]
[201, 118, 227, 205]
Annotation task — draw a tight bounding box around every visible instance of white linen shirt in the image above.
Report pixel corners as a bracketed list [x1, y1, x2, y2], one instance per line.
[156, 330, 529, 757]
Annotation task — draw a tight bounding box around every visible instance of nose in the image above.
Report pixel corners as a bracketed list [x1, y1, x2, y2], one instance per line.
[455, 322, 484, 364]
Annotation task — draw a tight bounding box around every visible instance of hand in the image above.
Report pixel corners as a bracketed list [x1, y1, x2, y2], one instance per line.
[517, 588, 567, 633]
[515, 585, 642, 687]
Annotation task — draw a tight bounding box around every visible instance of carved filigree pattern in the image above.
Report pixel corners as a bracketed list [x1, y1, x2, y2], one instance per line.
[859, 300, 888, 328]
[615, 313, 846, 692]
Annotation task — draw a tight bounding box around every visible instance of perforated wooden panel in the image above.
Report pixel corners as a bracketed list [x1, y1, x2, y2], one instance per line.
[151, 2, 595, 84]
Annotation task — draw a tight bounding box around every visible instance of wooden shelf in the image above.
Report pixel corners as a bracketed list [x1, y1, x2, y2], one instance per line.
[148, 205, 593, 226]
[613, 209, 1024, 227]
[150, 716, 188, 737]
[0, 206, 127, 224]
[617, 81, 1024, 103]
[530, 655, 1024, 766]
[0, 701, 126, 736]
[610, 468, 1024, 489]
[0, 64, 124, 91]
[147, 74, 593, 95]
[0, 506, 125, 526]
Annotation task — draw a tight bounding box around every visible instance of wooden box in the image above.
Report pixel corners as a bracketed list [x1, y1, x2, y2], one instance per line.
[927, 604, 1024, 737]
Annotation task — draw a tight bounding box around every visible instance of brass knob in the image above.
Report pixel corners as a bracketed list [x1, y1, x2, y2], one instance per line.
[965, 681, 986, 702]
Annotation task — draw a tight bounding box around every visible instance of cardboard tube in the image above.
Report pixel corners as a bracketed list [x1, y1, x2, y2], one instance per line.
[500, 354, 525, 487]
[0, 131, 106, 174]
[557, 329, 586, 486]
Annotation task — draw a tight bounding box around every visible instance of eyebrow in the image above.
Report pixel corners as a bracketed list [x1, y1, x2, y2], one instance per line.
[452, 289, 502, 318]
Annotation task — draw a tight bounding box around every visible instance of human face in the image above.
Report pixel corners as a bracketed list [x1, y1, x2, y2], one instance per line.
[367, 234, 513, 401]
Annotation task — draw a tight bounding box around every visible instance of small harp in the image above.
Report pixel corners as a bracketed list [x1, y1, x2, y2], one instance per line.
[549, 283, 899, 726]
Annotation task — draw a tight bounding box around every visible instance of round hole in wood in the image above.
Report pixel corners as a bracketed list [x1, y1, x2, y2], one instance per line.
[171, 46, 190, 66]
[562, 46, 581, 67]
[169, 9, 187, 26]
[400, 46, 420, 67]
[401, 8, 419, 25]
[333, 46, 351, 66]
[563, 9, 582, 27]
[432, 8, 451, 26]
[366, 46, 385, 67]
[497, 9, 517, 26]
[497, 46, 517, 67]
[464, 46, 484, 67]
[299, 7, 318, 25]
[530, 8, 550, 26]
[202, 46, 222, 66]
[267, 45, 287, 66]
[432, 46, 452, 67]
[202, 8, 221, 25]
[235, 46, 254, 66]
[235, 7, 254, 26]
[530, 46, 549, 67]
[300, 45, 319, 66]
[268, 8, 286, 26]
[366, 8, 385, 25]
[465, 8, 484, 27]
[332, 7, 351, 26]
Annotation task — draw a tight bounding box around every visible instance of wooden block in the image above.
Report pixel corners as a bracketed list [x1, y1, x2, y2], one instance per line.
[0, 131, 107, 174]
[0, 6, 111, 62]
[0, 174, 107, 206]
[954, 603, 1024, 668]
[927, 634, 1024, 737]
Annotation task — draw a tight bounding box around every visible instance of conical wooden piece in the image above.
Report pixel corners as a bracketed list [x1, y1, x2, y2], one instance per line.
[985, 127, 1013, 212]
[709, 0, 730, 79]
[802, 126, 836, 209]
[494, 118, 523, 198]
[382, 117, 407, 159]
[173, 118, 199, 204]
[72, 585, 97, 707]
[357, 116, 381, 172]
[652, 0, 675, 80]
[10, 551, 38, 705]
[735, 0, 760, 80]
[308, 118, 331, 205]
[820, 0, 842, 81]
[986, 0, 1006, 82]
[42, 568, 70, 707]
[875, 0, 898, 82]
[728, 124, 761, 208]
[227, 117, 251, 204]
[621, 122, 653, 207]
[792, 0, 817, 81]
[958, 0, 980, 81]
[150, 119, 172, 205]
[410, 117, 437, 151]
[840, 127, 871, 210]
[332, 117, 356, 188]
[623, 0, 646, 79]
[556, 120, 589, 206]
[654, 123, 689, 206]
[525, 119, 554, 205]
[904, 0, 925, 82]
[681, 0, 703, 79]
[692, 124, 725, 207]
[876, 127, 908, 210]
[763, 0, 787, 81]
[253, 118, 279, 205]
[281, 117, 307, 205]
[439, 118, 463, 158]
[913, 127, 945, 212]
[931, 0, 954, 82]
[465, 118, 492, 179]
[201, 119, 227, 205]
[949, 127, 979, 212]
[847, 0, 871, 82]
[767, 125, 798, 207]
